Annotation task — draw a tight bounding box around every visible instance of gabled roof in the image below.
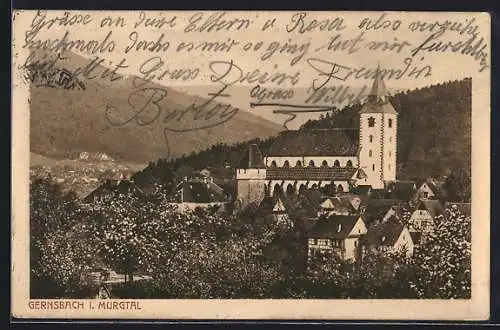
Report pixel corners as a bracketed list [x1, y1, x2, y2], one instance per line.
[362, 219, 406, 247]
[173, 180, 227, 203]
[266, 167, 361, 181]
[354, 184, 372, 196]
[417, 200, 445, 218]
[267, 129, 359, 157]
[444, 202, 471, 217]
[238, 144, 266, 169]
[391, 181, 417, 201]
[82, 180, 145, 203]
[308, 215, 362, 239]
[363, 199, 404, 226]
[359, 66, 397, 115]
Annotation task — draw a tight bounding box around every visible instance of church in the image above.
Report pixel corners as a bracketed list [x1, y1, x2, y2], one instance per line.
[237, 68, 398, 205]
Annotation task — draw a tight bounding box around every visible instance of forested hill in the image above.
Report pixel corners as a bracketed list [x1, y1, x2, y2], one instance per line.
[301, 78, 472, 180]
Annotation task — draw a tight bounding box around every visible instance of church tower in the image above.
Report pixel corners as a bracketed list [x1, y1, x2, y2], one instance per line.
[236, 144, 267, 206]
[358, 67, 398, 189]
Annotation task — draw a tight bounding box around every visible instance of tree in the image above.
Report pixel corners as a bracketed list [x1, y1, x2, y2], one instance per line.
[407, 206, 471, 298]
[443, 168, 471, 202]
[30, 176, 96, 298]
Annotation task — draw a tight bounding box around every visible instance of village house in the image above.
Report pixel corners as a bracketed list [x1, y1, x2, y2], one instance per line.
[387, 180, 418, 202]
[169, 174, 230, 211]
[408, 199, 445, 234]
[414, 178, 445, 201]
[307, 215, 367, 261]
[361, 219, 414, 258]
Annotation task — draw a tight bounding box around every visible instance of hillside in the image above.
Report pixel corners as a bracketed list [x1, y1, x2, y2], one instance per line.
[28, 50, 282, 164]
[300, 78, 472, 179]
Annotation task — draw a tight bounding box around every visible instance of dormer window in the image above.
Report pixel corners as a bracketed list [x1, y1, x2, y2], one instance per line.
[368, 117, 375, 127]
[381, 236, 386, 242]
[337, 224, 342, 232]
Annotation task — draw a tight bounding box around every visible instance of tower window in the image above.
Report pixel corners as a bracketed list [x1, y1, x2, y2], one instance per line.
[388, 118, 393, 128]
[372, 164, 375, 171]
[389, 151, 392, 157]
[368, 117, 375, 127]
[389, 164, 391, 170]
[369, 135, 373, 143]
[369, 150, 372, 157]
[389, 137, 392, 143]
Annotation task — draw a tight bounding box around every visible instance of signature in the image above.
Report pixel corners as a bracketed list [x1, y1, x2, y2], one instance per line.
[105, 79, 239, 159]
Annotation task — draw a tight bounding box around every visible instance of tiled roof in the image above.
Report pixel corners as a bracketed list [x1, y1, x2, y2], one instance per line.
[238, 144, 266, 169]
[267, 129, 359, 157]
[174, 180, 228, 203]
[359, 102, 397, 115]
[362, 219, 405, 247]
[308, 215, 362, 239]
[354, 184, 372, 196]
[359, 67, 397, 114]
[418, 200, 445, 218]
[391, 181, 417, 201]
[266, 167, 359, 181]
[364, 199, 404, 226]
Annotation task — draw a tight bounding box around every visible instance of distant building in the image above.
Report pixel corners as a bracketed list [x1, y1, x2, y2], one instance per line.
[170, 175, 229, 211]
[415, 179, 445, 201]
[408, 200, 445, 234]
[361, 219, 414, 258]
[236, 68, 399, 205]
[307, 215, 367, 261]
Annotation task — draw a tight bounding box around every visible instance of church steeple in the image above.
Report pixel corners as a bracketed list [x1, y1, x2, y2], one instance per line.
[367, 64, 388, 103]
[359, 65, 397, 114]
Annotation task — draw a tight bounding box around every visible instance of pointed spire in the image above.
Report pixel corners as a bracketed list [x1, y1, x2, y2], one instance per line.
[368, 63, 388, 103]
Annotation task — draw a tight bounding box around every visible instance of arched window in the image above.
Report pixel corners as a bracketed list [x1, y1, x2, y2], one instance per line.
[308, 160, 315, 167]
[346, 160, 353, 167]
[283, 160, 290, 168]
[295, 160, 302, 168]
[372, 164, 375, 171]
[270, 161, 277, 168]
[321, 160, 328, 167]
[388, 118, 393, 128]
[334, 160, 340, 167]
[369, 150, 372, 157]
[368, 117, 375, 127]
[286, 183, 295, 195]
[369, 135, 373, 143]
[337, 184, 344, 193]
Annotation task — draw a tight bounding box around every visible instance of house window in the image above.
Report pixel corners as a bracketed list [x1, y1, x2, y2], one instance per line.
[369, 150, 372, 157]
[354, 240, 358, 247]
[346, 160, 352, 167]
[388, 118, 393, 128]
[334, 160, 340, 167]
[369, 135, 373, 143]
[283, 160, 290, 168]
[368, 117, 375, 127]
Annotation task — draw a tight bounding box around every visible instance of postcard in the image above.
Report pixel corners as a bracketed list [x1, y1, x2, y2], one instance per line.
[11, 10, 490, 320]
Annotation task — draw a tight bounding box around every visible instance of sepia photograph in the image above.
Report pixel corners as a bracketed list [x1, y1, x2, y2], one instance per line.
[11, 10, 490, 319]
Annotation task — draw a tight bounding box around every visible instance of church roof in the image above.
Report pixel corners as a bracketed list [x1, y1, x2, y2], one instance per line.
[266, 167, 360, 181]
[359, 66, 398, 115]
[267, 129, 359, 157]
[238, 144, 266, 169]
